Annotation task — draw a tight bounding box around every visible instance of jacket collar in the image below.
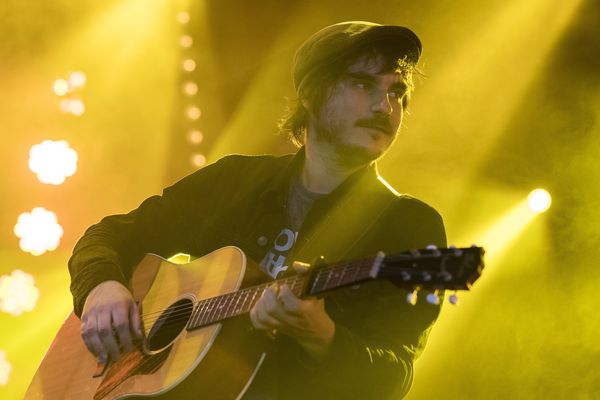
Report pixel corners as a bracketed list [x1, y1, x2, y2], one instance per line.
[258, 147, 380, 209]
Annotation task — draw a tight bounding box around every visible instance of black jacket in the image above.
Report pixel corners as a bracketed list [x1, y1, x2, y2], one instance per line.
[69, 149, 446, 399]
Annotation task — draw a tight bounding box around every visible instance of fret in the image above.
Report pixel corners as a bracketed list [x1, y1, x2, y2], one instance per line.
[231, 291, 242, 315]
[192, 298, 208, 328]
[190, 300, 203, 328]
[199, 296, 216, 326]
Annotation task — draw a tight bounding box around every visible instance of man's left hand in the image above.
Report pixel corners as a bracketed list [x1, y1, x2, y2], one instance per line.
[250, 283, 335, 360]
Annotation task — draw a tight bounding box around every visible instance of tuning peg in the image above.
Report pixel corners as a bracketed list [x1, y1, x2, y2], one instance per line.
[400, 271, 411, 281]
[409, 249, 421, 257]
[421, 272, 432, 282]
[426, 290, 440, 305]
[449, 245, 463, 257]
[406, 289, 418, 306]
[426, 245, 441, 257]
[439, 271, 452, 282]
[448, 292, 459, 305]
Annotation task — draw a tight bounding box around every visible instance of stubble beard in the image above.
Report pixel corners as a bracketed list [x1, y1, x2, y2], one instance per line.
[314, 121, 386, 169]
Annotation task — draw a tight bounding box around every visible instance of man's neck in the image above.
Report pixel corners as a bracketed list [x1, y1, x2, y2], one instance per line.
[301, 140, 363, 194]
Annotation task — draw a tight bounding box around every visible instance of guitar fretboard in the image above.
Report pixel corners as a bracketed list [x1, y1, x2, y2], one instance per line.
[186, 256, 382, 331]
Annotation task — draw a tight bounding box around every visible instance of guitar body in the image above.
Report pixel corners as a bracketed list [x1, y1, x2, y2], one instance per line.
[25, 246, 269, 400]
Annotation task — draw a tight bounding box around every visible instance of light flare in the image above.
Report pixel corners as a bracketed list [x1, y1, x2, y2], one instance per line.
[14, 207, 64, 255]
[0, 270, 40, 316]
[28, 140, 78, 185]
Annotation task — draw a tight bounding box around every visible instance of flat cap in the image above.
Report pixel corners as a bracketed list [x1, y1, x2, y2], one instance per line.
[293, 21, 422, 91]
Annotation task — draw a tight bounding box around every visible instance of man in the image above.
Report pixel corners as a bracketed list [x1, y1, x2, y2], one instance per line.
[69, 21, 446, 399]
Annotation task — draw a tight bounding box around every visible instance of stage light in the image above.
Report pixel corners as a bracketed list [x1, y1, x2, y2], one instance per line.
[0, 270, 40, 316]
[168, 253, 191, 264]
[68, 71, 87, 88]
[177, 11, 190, 24]
[28, 140, 78, 185]
[14, 207, 64, 256]
[53, 79, 69, 96]
[528, 189, 552, 213]
[191, 153, 207, 167]
[0, 351, 11, 385]
[183, 81, 198, 96]
[187, 130, 204, 144]
[185, 105, 201, 120]
[180, 35, 193, 48]
[182, 59, 197, 72]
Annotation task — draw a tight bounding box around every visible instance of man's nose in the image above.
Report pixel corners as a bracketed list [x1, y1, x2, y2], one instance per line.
[371, 91, 394, 115]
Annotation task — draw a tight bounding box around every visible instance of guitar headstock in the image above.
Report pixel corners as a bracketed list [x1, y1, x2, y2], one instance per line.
[378, 245, 485, 304]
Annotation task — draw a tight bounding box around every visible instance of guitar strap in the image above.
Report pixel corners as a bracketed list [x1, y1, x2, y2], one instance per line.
[292, 175, 395, 266]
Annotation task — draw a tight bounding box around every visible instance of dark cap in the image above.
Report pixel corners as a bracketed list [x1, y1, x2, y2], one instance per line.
[293, 21, 422, 91]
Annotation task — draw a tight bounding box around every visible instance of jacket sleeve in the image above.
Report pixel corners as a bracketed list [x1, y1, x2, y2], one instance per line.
[287, 205, 447, 399]
[68, 156, 236, 317]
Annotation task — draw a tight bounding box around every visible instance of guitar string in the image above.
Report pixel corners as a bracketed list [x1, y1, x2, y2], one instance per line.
[135, 258, 373, 324]
[136, 260, 376, 331]
[135, 260, 453, 330]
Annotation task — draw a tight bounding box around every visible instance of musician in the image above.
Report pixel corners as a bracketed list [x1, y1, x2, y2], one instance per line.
[69, 21, 446, 399]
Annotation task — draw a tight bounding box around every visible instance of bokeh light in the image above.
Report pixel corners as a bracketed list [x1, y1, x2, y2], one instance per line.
[0, 270, 40, 316]
[59, 98, 86, 116]
[185, 105, 201, 120]
[528, 189, 552, 213]
[183, 81, 198, 96]
[187, 130, 204, 144]
[14, 207, 64, 256]
[190, 153, 207, 168]
[28, 140, 78, 185]
[52, 79, 69, 96]
[179, 35, 193, 48]
[177, 11, 190, 24]
[0, 351, 11, 385]
[182, 59, 197, 72]
[68, 71, 87, 88]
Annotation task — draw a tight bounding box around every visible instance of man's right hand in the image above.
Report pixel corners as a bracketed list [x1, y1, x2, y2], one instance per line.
[80, 280, 143, 364]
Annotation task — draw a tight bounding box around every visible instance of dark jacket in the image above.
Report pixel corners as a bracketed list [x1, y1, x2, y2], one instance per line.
[69, 149, 446, 399]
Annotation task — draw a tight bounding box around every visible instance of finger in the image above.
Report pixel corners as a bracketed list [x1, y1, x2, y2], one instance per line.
[256, 303, 281, 329]
[97, 310, 121, 361]
[278, 285, 302, 315]
[262, 285, 283, 316]
[112, 306, 133, 352]
[250, 302, 279, 330]
[130, 302, 143, 339]
[81, 314, 108, 363]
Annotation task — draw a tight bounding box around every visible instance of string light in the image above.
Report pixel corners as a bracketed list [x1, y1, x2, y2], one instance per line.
[182, 59, 197, 72]
[190, 153, 207, 167]
[179, 35, 193, 48]
[187, 130, 204, 144]
[177, 11, 190, 24]
[185, 105, 201, 120]
[183, 82, 198, 96]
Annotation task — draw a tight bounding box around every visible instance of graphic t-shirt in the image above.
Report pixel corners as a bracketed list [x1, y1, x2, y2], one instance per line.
[259, 176, 323, 279]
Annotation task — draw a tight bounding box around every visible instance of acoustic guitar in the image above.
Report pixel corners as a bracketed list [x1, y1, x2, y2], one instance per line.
[25, 245, 484, 399]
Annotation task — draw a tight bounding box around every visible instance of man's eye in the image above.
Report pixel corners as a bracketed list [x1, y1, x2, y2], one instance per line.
[353, 81, 371, 90]
[389, 91, 406, 101]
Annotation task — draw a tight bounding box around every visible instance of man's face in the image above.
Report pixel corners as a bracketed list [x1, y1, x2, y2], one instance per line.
[307, 55, 409, 167]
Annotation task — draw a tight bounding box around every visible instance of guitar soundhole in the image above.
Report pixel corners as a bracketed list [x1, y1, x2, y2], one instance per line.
[146, 298, 193, 351]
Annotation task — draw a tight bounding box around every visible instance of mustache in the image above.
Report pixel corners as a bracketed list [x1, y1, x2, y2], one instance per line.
[355, 117, 394, 135]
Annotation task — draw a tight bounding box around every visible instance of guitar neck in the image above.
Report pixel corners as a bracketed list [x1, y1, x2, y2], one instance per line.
[186, 255, 383, 331]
